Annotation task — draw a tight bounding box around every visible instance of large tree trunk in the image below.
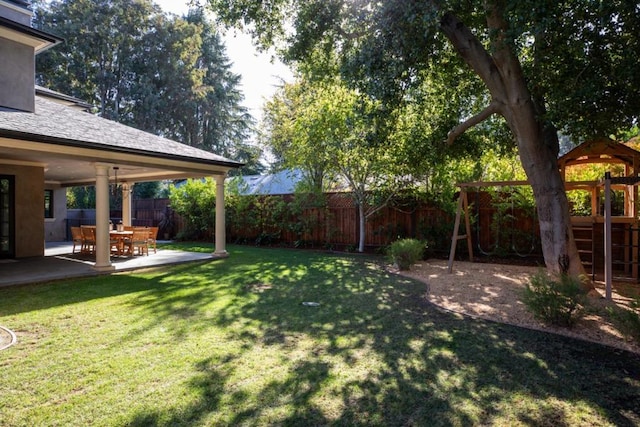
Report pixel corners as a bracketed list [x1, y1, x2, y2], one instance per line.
[440, 7, 588, 282]
[504, 108, 584, 278]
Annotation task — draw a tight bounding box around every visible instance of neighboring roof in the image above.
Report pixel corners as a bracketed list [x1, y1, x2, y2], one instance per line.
[558, 137, 640, 170]
[0, 95, 242, 169]
[237, 169, 305, 195]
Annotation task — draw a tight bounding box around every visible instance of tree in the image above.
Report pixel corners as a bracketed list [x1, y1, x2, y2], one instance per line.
[263, 76, 404, 252]
[262, 79, 333, 192]
[132, 181, 164, 200]
[35, 0, 161, 119]
[322, 86, 403, 253]
[387, 70, 510, 201]
[168, 178, 217, 240]
[130, 8, 260, 172]
[207, 0, 640, 279]
[66, 186, 95, 209]
[184, 9, 257, 169]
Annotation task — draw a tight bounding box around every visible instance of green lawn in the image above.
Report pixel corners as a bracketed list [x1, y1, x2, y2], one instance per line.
[1, 245, 639, 426]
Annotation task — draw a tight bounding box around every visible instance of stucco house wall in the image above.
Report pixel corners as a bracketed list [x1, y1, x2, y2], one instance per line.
[2, 162, 44, 257]
[0, 37, 35, 112]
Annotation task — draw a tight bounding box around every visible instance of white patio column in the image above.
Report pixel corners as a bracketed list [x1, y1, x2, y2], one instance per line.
[121, 182, 132, 226]
[93, 163, 115, 271]
[214, 173, 228, 257]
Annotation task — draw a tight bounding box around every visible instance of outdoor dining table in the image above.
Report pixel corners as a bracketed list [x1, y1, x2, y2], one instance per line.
[109, 230, 133, 256]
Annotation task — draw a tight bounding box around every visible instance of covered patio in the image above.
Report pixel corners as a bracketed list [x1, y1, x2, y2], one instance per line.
[0, 242, 217, 287]
[0, 90, 242, 272]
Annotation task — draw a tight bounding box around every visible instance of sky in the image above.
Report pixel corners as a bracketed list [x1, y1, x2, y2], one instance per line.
[153, 0, 293, 122]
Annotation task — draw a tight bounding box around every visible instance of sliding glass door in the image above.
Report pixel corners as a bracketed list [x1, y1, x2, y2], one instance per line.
[0, 176, 14, 258]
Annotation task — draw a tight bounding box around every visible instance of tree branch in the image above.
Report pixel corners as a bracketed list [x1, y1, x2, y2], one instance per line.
[484, 1, 529, 100]
[439, 11, 504, 96]
[446, 100, 501, 145]
[364, 190, 396, 219]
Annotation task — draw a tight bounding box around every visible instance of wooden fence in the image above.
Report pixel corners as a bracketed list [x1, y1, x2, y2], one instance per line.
[215, 192, 455, 251]
[125, 191, 543, 256]
[66, 191, 640, 276]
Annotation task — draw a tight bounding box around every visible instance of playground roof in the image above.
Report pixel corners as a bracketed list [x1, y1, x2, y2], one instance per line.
[558, 137, 640, 171]
[456, 138, 640, 190]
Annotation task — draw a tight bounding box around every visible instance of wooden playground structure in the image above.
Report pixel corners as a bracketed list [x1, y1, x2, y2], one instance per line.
[449, 138, 640, 287]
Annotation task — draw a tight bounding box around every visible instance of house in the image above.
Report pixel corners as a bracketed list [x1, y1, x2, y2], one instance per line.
[236, 169, 305, 195]
[230, 168, 351, 196]
[0, 0, 241, 270]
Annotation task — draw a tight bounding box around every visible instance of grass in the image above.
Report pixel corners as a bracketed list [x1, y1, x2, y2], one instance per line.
[1, 244, 639, 426]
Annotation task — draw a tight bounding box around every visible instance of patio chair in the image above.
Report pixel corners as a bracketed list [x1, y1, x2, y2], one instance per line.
[110, 232, 122, 256]
[147, 226, 159, 253]
[70, 226, 84, 254]
[125, 229, 149, 256]
[80, 226, 96, 254]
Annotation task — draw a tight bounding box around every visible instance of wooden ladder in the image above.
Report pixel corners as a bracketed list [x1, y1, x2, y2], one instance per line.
[447, 190, 474, 273]
[572, 221, 595, 280]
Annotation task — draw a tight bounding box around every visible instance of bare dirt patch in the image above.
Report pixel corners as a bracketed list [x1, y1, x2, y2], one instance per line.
[399, 259, 640, 355]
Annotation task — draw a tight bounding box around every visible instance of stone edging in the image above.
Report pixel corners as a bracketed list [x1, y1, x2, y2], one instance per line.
[0, 326, 17, 351]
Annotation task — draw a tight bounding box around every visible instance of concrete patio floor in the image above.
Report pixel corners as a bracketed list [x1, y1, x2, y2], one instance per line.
[0, 242, 215, 288]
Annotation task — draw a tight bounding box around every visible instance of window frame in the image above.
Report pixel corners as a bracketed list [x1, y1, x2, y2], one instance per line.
[44, 189, 54, 219]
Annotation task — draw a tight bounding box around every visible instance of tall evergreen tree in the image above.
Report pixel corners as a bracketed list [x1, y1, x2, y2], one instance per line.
[35, 0, 160, 119]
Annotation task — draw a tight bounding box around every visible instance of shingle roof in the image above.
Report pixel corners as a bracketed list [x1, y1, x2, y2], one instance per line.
[0, 96, 242, 168]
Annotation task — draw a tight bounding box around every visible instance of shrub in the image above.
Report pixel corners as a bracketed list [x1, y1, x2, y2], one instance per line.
[388, 238, 425, 271]
[225, 178, 290, 245]
[418, 216, 456, 258]
[607, 297, 640, 342]
[522, 271, 588, 327]
[168, 178, 216, 240]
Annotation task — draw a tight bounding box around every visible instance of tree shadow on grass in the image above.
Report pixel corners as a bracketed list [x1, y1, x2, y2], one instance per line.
[4, 246, 638, 425]
[127, 356, 233, 427]
[124, 248, 640, 426]
[229, 360, 332, 426]
[0, 260, 217, 317]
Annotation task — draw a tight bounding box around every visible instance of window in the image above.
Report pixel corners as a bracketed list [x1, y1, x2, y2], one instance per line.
[44, 189, 54, 219]
[1, 176, 15, 257]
